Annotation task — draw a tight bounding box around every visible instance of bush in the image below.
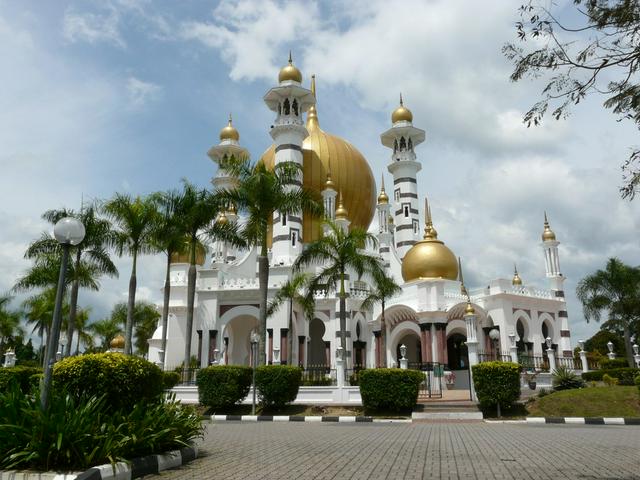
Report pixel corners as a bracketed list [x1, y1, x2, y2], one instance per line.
[582, 367, 640, 385]
[0, 383, 203, 471]
[301, 376, 333, 386]
[635, 374, 640, 393]
[602, 374, 619, 386]
[599, 358, 630, 369]
[358, 369, 424, 412]
[538, 387, 549, 398]
[0, 366, 42, 395]
[52, 353, 164, 410]
[349, 369, 364, 386]
[552, 365, 585, 391]
[472, 362, 520, 411]
[255, 365, 302, 408]
[163, 371, 181, 389]
[197, 365, 252, 411]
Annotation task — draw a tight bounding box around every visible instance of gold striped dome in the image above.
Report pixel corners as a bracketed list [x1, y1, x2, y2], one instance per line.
[170, 240, 206, 266]
[261, 78, 376, 242]
[401, 201, 458, 282]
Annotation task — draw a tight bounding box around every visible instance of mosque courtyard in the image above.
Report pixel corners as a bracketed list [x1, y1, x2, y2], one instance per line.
[149, 422, 640, 480]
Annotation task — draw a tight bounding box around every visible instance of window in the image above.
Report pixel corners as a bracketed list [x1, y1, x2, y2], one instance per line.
[291, 231, 296, 247]
[281, 212, 287, 226]
[403, 205, 409, 218]
[413, 219, 419, 234]
[292, 99, 299, 116]
[283, 98, 290, 115]
[399, 137, 406, 151]
[394, 189, 400, 202]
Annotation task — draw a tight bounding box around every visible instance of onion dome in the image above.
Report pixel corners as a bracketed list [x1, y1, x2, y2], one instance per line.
[465, 302, 475, 316]
[391, 93, 413, 124]
[335, 191, 349, 220]
[401, 198, 458, 282]
[542, 212, 556, 241]
[216, 211, 229, 225]
[261, 76, 376, 242]
[512, 264, 523, 286]
[324, 169, 336, 191]
[278, 51, 302, 83]
[377, 175, 389, 204]
[219, 114, 239, 141]
[110, 334, 125, 350]
[170, 239, 206, 266]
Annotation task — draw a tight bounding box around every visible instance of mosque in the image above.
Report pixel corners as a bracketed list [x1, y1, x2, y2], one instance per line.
[148, 56, 573, 385]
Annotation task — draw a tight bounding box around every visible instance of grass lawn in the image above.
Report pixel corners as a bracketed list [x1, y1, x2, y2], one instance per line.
[527, 386, 640, 417]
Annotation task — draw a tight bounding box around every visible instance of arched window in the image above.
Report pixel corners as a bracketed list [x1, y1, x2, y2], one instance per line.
[283, 98, 290, 115]
[393, 139, 398, 153]
[278, 103, 282, 115]
[403, 205, 409, 217]
[399, 137, 406, 151]
[292, 99, 299, 116]
[541, 321, 549, 339]
[408, 138, 413, 151]
[291, 230, 297, 247]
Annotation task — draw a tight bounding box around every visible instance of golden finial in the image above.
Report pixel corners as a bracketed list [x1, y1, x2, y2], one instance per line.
[465, 302, 475, 316]
[219, 113, 239, 141]
[423, 197, 438, 240]
[542, 211, 556, 241]
[458, 257, 468, 296]
[307, 74, 319, 129]
[324, 165, 335, 190]
[377, 174, 389, 204]
[279, 51, 302, 83]
[288, 50, 292, 64]
[392, 93, 412, 123]
[512, 263, 523, 286]
[399, 92, 403, 106]
[335, 191, 349, 219]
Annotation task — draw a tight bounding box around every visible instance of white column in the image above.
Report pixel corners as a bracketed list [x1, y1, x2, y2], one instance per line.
[336, 346, 345, 388]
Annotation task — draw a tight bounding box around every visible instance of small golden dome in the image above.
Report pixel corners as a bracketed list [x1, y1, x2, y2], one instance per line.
[110, 334, 125, 349]
[465, 302, 475, 316]
[227, 203, 237, 215]
[335, 192, 349, 220]
[512, 264, 523, 286]
[377, 175, 389, 204]
[401, 199, 458, 282]
[278, 52, 302, 83]
[217, 211, 229, 225]
[324, 170, 335, 190]
[170, 240, 206, 266]
[391, 93, 413, 123]
[542, 212, 556, 241]
[219, 115, 239, 142]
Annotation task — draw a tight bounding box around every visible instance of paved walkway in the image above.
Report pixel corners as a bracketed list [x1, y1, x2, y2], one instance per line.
[149, 422, 640, 479]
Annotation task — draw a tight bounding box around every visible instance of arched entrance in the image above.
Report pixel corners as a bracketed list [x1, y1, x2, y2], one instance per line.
[224, 315, 258, 365]
[395, 331, 421, 365]
[308, 317, 327, 365]
[447, 333, 468, 369]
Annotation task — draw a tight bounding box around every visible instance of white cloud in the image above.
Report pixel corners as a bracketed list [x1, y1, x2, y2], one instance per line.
[126, 77, 163, 108]
[63, 7, 125, 48]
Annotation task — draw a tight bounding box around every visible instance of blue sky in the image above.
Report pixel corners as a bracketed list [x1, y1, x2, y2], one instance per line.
[1, 0, 639, 345]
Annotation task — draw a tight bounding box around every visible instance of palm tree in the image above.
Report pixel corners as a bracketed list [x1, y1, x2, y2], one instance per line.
[360, 271, 402, 368]
[218, 158, 322, 364]
[0, 295, 23, 356]
[104, 194, 156, 355]
[576, 257, 640, 367]
[294, 220, 385, 353]
[149, 189, 188, 368]
[73, 307, 93, 354]
[26, 204, 118, 356]
[22, 288, 68, 364]
[87, 316, 122, 351]
[267, 273, 315, 365]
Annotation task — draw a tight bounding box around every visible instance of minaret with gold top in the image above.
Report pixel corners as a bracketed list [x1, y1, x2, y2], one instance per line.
[207, 114, 247, 264]
[263, 53, 315, 264]
[380, 95, 426, 259]
[376, 175, 392, 268]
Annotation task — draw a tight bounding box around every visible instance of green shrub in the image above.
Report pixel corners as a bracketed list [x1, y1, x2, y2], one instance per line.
[197, 365, 252, 411]
[538, 387, 549, 397]
[472, 361, 520, 411]
[349, 369, 364, 386]
[599, 358, 630, 369]
[301, 376, 333, 386]
[255, 365, 302, 408]
[0, 366, 42, 394]
[163, 371, 181, 389]
[0, 384, 203, 471]
[635, 374, 640, 393]
[358, 368, 424, 412]
[52, 353, 164, 410]
[552, 365, 585, 391]
[582, 367, 640, 385]
[602, 374, 619, 386]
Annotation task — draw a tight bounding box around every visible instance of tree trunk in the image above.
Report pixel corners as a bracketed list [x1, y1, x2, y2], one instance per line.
[75, 330, 81, 355]
[65, 250, 81, 357]
[125, 251, 137, 355]
[623, 323, 634, 367]
[184, 241, 197, 371]
[380, 299, 386, 368]
[288, 298, 294, 366]
[161, 253, 171, 370]
[257, 252, 269, 365]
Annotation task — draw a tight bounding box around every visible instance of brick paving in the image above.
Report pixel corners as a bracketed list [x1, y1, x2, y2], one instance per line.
[148, 422, 640, 479]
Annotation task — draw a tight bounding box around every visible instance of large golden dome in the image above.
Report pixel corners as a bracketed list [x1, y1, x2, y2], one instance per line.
[401, 202, 458, 282]
[170, 240, 206, 266]
[261, 77, 376, 242]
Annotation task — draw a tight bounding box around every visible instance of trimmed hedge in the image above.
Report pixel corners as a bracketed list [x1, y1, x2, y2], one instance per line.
[255, 365, 302, 408]
[358, 368, 424, 412]
[163, 371, 181, 389]
[582, 367, 640, 385]
[599, 358, 630, 369]
[472, 361, 520, 410]
[52, 353, 164, 410]
[197, 365, 252, 411]
[0, 366, 42, 394]
[635, 375, 640, 393]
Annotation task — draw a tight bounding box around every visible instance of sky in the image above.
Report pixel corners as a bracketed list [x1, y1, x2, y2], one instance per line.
[1, 0, 639, 346]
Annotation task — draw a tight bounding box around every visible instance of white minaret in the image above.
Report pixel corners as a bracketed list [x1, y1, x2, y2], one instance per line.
[380, 95, 426, 259]
[207, 115, 248, 264]
[321, 169, 337, 236]
[376, 175, 392, 269]
[263, 53, 315, 265]
[335, 191, 350, 233]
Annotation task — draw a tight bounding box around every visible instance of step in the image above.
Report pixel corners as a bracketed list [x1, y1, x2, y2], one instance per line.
[412, 411, 484, 420]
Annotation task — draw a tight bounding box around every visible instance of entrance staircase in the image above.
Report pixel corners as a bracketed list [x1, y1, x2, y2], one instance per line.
[413, 392, 483, 421]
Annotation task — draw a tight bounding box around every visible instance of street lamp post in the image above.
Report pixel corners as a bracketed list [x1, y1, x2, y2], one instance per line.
[40, 217, 85, 411]
[251, 331, 260, 415]
[488, 328, 500, 360]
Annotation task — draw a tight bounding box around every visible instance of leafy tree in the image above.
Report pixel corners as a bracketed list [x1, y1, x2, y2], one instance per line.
[576, 257, 640, 367]
[584, 329, 626, 357]
[504, 1, 640, 198]
[104, 194, 156, 355]
[25, 204, 118, 356]
[295, 220, 385, 353]
[87, 316, 121, 351]
[107, 302, 161, 355]
[21, 288, 69, 365]
[360, 271, 402, 368]
[218, 158, 322, 365]
[0, 295, 23, 356]
[72, 308, 93, 354]
[267, 273, 315, 365]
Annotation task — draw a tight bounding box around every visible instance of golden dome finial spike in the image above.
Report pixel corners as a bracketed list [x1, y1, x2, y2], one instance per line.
[336, 190, 349, 220]
[542, 211, 556, 241]
[288, 50, 293, 64]
[459, 257, 468, 296]
[377, 174, 389, 204]
[307, 74, 320, 129]
[399, 92, 403, 106]
[228, 113, 233, 124]
[311, 74, 316, 96]
[512, 262, 523, 286]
